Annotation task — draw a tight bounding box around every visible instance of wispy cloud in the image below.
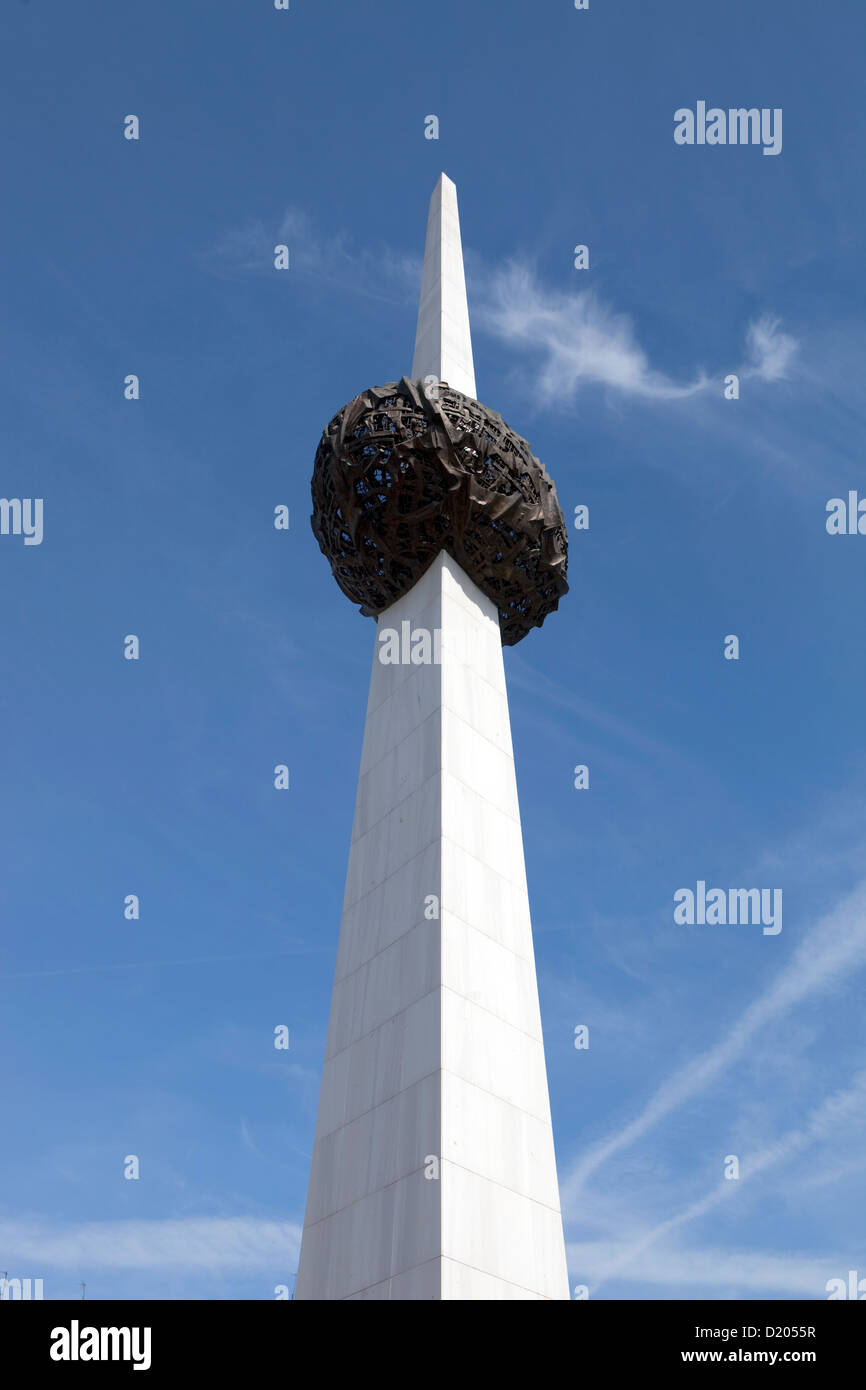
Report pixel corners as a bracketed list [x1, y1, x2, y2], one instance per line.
[239, 1119, 261, 1157]
[476, 262, 800, 405]
[476, 262, 708, 402]
[743, 313, 799, 381]
[562, 877, 866, 1206]
[203, 207, 798, 407]
[586, 1069, 866, 1293]
[0, 1217, 301, 1272]
[202, 205, 420, 307]
[568, 1239, 842, 1297]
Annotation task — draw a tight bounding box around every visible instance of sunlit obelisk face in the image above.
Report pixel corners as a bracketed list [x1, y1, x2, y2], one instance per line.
[295, 175, 569, 1301]
[411, 173, 477, 399]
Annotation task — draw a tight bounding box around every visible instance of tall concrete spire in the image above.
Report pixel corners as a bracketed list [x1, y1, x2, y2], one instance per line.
[296, 178, 569, 1301]
[411, 172, 477, 399]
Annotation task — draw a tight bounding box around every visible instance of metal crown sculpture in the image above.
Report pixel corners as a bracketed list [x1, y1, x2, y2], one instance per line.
[310, 376, 568, 646]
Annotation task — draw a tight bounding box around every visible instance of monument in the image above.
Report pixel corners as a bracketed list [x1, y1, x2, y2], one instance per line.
[295, 174, 570, 1300]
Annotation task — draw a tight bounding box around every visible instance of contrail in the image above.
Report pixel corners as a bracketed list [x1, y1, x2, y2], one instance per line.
[561, 877, 866, 1207]
[0, 947, 308, 981]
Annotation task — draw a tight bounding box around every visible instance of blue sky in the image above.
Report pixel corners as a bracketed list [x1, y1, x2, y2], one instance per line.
[1, 0, 864, 1300]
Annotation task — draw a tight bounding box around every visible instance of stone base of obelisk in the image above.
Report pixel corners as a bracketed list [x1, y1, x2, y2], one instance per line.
[294, 552, 569, 1300]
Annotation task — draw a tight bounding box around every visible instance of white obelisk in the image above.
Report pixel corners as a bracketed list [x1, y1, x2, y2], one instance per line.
[295, 175, 569, 1301]
[412, 172, 477, 398]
